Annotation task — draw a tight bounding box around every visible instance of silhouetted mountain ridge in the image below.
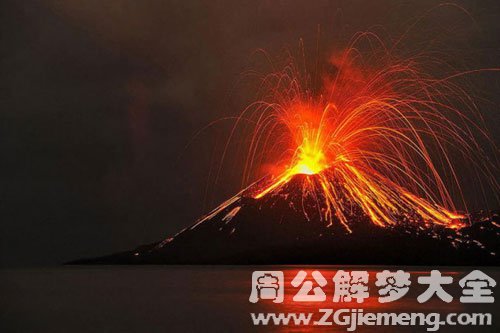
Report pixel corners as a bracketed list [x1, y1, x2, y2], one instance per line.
[70, 174, 500, 265]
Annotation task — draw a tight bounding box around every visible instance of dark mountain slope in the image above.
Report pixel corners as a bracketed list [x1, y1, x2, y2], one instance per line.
[70, 175, 500, 265]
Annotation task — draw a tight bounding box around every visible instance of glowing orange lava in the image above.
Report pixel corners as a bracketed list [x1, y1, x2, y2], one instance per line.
[292, 141, 328, 176]
[223, 31, 498, 231]
[254, 103, 468, 231]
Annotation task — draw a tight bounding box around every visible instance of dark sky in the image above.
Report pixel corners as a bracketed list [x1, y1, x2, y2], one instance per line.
[1, 0, 499, 266]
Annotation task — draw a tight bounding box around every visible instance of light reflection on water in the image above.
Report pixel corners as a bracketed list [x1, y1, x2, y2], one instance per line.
[252, 267, 471, 332]
[0, 266, 498, 332]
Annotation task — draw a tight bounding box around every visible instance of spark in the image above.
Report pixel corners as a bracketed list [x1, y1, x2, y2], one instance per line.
[225, 31, 498, 231]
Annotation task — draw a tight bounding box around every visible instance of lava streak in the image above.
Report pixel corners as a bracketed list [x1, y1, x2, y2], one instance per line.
[253, 100, 466, 231]
[230, 33, 498, 231]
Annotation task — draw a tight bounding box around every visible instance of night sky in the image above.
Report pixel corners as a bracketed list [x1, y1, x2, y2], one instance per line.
[1, 0, 499, 266]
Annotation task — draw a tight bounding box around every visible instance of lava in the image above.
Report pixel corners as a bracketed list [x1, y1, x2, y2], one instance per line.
[252, 95, 472, 230]
[223, 31, 498, 232]
[254, 135, 330, 199]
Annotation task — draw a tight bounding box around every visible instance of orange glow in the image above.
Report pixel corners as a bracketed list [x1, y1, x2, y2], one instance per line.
[292, 142, 328, 176]
[226, 31, 498, 231]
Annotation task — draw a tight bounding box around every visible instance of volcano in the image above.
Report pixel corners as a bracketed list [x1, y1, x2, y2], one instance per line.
[69, 31, 500, 266]
[71, 173, 500, 265]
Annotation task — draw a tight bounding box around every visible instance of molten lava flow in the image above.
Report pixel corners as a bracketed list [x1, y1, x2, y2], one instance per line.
[254, 120, 467, 231]
[291, 140, 329, 175]
[255, 137, 329, 198]
[225, 31, 498, 231]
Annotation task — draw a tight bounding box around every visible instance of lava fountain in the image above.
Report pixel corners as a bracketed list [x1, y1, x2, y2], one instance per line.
[220, 32, 498, 233]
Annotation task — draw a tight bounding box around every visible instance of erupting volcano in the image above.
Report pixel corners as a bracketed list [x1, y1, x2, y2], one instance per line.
[72, 30, 500, 265]
[236, 37, 498, 233]
[251, 104, 467, 232]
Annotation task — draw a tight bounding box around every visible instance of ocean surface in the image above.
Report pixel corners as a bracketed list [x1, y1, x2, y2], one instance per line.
[1, 266, 499, 332]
